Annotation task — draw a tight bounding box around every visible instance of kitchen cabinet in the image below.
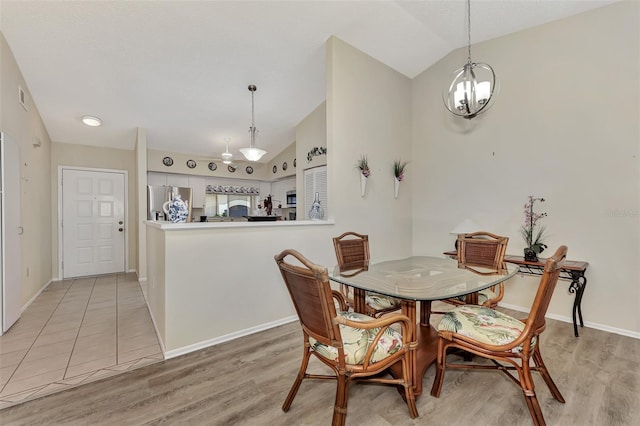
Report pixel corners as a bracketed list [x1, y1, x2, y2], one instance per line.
[147, 172, 168, 186]
[166, 174, 189, 188]
[187, 175, 207, 209]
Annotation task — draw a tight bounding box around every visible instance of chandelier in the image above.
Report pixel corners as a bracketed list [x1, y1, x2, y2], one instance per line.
[443, 0, 497, 119]
[239, 84, 267, 161]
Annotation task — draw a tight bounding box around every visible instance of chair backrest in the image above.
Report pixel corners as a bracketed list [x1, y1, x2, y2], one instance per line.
[275, 249, 342, 348]
[457, 231, 508, 273]
[527, 245, 567, 333]
[333, 231, 370, 269]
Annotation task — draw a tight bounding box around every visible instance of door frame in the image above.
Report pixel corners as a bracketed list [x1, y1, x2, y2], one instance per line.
[57, 166, 129, 279]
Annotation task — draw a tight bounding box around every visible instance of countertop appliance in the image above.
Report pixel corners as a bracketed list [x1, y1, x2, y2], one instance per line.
[286, 190, 296, 207]
[147, 185, 193, 222]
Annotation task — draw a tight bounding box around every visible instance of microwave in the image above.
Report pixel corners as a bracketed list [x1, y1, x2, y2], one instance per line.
[286, 190, 296, 206]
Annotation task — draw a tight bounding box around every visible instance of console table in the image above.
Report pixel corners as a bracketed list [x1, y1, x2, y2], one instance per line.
[443, 251, 589, 337]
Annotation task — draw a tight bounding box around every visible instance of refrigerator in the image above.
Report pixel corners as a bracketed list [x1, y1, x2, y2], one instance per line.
[147, 185, 193, 222]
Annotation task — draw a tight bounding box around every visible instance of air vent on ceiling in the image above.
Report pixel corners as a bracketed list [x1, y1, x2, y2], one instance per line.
[18, 85, 28, 111]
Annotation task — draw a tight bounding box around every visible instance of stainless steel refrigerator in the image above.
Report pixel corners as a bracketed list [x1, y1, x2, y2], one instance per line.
[147, 185, 193, 222]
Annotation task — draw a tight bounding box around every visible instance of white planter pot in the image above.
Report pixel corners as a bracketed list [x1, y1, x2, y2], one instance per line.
[394, 178, 400, 199]
[360, 174, 367, 197]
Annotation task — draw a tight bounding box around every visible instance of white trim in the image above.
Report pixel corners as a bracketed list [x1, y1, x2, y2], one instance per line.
[21, 279, 53, 313]
[163, 316, 298, 360]
[499, 302, 640, 340]
[58, 166, 129, 278]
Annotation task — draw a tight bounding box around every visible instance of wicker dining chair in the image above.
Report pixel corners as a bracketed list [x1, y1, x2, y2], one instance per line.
[332, 231, 401, 317]
[443, 231, 509, 308]
[431, 245, 568, 426]
[275, 249, 418, 426]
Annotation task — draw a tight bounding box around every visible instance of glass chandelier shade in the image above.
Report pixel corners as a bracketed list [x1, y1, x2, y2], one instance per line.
[239, 84, 267, 161]
[443, 0, 497, 119]
[221, 139, 233, 164]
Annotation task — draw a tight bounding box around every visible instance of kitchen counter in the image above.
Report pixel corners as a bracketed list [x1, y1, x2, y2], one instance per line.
[145, 219, 333, 230]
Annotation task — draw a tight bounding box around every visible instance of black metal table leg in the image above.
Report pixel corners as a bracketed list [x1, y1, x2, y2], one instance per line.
[569, 271, 587, 337]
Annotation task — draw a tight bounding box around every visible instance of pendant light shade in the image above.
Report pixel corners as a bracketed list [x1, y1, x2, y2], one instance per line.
[443, 0, 497, 119]
[239, 84, 267, 161]
[221, 138, 233, 164]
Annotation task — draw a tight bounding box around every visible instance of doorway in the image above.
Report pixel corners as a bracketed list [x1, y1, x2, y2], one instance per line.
[59, 167, 127, 278]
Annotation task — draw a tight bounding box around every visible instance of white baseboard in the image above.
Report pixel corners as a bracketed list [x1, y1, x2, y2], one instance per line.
[21, 279, 53, 313]
[498, 302, 640, 340]
[163, 316, 299, 360]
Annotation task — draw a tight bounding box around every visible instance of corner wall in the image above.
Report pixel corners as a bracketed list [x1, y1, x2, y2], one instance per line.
[327, 36, 413, 261]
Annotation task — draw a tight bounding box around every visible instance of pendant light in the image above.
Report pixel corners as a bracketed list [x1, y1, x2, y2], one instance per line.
[443, 0, 497, 119]
[239, 84, 267, 161]
[221, 138, 233, 164]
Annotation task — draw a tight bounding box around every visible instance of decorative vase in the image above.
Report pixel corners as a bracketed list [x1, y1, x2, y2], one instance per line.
[360, 174, 367, 197]
[308, 192, 324, 220]
[163, 194, 189, 223]
[394, 178, 400, 199]
[523, 247, 538, 262]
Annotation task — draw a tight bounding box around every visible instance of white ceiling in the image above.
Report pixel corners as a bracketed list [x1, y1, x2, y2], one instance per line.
[1, 0, 617, 163]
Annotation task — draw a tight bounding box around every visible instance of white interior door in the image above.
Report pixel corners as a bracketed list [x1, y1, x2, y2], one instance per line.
[1, 132, 22, 333]
[62, 169, 125, 278]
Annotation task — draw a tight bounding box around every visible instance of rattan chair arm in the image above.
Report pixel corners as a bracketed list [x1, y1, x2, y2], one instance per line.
[331, 290, 349, 312]
[335, 313, 411, 331]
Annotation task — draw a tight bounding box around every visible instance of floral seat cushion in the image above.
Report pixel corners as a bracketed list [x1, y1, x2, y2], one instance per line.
[310, 312, 403, 364]
[366, 292, 402, 311]
[452, 288, 497, 305]
[437, 305, 536, 353]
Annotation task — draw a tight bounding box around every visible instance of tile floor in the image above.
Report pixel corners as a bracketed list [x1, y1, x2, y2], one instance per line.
[0, 273, 163, 409]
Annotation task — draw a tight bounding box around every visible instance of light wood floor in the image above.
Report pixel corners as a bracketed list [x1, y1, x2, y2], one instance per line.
[1, 307, 639, 426]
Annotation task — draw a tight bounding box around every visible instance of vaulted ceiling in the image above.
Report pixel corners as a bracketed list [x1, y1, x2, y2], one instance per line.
[1, 1, 617, 162]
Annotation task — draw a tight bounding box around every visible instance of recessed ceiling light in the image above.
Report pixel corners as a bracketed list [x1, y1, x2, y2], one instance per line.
[81, 115, 102, 127]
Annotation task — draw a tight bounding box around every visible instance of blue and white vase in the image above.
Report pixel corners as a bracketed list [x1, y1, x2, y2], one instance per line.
[163, 195, 189, 223]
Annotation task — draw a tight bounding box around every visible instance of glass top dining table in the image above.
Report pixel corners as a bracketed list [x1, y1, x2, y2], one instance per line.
[329, 256, 518, 396]
[330, 256, 518, 302]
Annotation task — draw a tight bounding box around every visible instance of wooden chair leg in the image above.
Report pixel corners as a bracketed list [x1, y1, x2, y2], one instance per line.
[332, 374, 349, 426]
[401, 356, 419, 418]
[282, 345, 311, 412]
[430, 339, 446, 397]
[533, 349, 565, 403]
[519, 357, 546, 426]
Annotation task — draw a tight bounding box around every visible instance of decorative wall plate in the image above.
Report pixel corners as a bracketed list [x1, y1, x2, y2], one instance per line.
[272, 165, 277, 174]
[282, 162, 288, 171]
[228, 165, 236, 173]
[186, 159, 196, 169]
[162, 156, 174, 166]
[246, 166, 254, 174]
[208, 162, 217, 171]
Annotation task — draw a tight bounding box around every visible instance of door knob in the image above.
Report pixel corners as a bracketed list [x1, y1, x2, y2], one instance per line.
[118, 221, 123, 225]
[118, 228, 124, 232]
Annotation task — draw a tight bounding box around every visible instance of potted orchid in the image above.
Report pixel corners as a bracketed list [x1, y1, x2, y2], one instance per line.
[356, 155, 370, 197]
[393, 160, 407, 198]
[521, 196, 548, 261]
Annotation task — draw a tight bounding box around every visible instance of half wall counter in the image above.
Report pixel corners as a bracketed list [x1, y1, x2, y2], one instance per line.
[145, 219, 335, 358]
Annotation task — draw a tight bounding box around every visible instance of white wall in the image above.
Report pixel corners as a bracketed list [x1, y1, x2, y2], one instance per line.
[411, 1, 639, 334]
[327, 36, 414, 261]
[0, 33, 52, 308]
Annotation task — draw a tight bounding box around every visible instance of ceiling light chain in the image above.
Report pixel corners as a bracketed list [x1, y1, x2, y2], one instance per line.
[443, 0, 497, 119]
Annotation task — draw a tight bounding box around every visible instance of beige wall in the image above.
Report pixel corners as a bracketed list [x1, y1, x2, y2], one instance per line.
[51, 142, 138, 278]
[267, 141, 296, 181]
[411, 1, 640, 334]
[0, 33, 53, 306]
[295, 101, 327, 215]
[327, 36, 414, 261]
